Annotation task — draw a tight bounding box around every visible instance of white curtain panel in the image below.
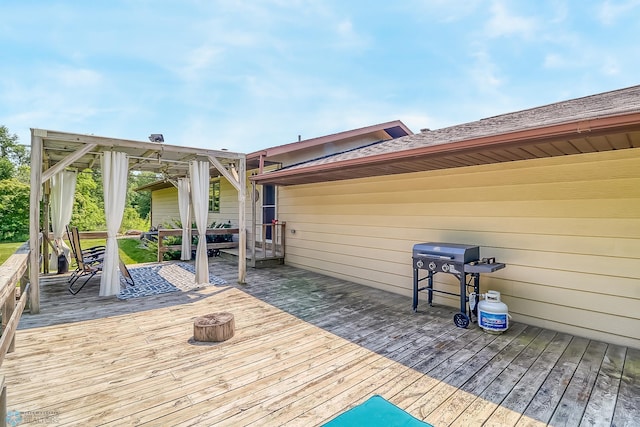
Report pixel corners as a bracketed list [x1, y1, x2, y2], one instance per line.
[190, 160, 210, 284]
[100, 151, 129, 296]
[49, 170, 77, 269]
[177, 177, 192, 261]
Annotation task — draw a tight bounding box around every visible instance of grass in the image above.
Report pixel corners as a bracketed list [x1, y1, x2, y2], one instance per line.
[0, 241, 23, 264]
[117, 237, 158, 264]
[77, 237, 157, 265]
[0, 237, 157, 265]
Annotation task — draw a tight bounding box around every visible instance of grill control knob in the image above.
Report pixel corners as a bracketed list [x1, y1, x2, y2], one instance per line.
[428, 262, 436, 271]
[441, 263, 450, 272]
[416, 259, 424, 269]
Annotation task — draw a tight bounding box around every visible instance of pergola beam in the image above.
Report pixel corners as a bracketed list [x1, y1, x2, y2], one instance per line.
[42, 130, 243, 160]
[41, 143, 97, 183]
[207, 156, 240, 192]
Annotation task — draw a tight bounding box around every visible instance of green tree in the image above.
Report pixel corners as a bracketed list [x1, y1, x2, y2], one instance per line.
[71, 170, 105, 230]
[128, 171, 157, 221]
[0, 178, 30, 241]
[0, 126, 30, 241]
[0, 126, 28, 169]
[0, 157, 14, 181]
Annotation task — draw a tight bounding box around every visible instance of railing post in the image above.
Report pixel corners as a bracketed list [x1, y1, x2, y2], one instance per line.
[0, 375, 6, 427]
[157, 230, 164, 262]
[280, 222, 286, 258]
[272, 224, 277, 258]
[3, 287, 16, 353]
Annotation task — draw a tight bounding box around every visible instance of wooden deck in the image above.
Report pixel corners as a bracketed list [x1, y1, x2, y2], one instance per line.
[3, 258, 639, 426]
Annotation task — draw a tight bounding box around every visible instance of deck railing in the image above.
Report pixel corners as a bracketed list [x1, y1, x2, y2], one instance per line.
[157, 228, 240, 262]
[0, 241, 31, 426]
[255, 222, 286, 259]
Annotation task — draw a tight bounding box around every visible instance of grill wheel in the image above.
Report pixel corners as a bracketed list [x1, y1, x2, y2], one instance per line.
[453, 312, 470, 328]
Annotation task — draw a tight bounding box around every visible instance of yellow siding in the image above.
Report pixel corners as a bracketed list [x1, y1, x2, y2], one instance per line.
[151, 187, 180, 228]
[278, 148, 640, 348]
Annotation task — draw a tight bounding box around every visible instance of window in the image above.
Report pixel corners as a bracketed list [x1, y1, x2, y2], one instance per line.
[209, 180, 220, 212]
[262, 184, 276, 240]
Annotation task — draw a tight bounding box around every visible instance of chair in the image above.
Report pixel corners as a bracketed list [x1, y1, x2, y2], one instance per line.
[66, 227, 135, 294]
[67, 226, 105, 294]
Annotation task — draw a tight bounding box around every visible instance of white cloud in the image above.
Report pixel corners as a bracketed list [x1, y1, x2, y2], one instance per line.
[174, 45, 223, 83]
[543, 53, 571, 69]
[53, 66, 104, 88]
[333, 19, 369, 50]
[601, 57, 620, 75]
[598, 0, 640, 25]
[484, 0, 537, 38]
[410, 0, 483, 23]
[469, 48, 502, 88]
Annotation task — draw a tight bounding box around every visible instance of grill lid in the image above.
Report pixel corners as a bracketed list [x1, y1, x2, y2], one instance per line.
[412, 242, 480, 264]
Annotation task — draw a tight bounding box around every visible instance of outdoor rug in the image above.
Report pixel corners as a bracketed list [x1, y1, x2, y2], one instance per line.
[322, 395, 433, 427]
[117, 262, 226, 300]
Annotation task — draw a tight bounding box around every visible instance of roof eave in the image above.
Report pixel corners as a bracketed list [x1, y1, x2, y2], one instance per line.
[246, 120, 412, 161]
[251, 111, 640, 186]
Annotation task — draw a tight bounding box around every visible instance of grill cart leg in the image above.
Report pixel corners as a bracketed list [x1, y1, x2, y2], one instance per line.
[427, 271, 434, 306]
[459, 274, 467, 314]
[412, 268, 418, 312]
[471, 273, 480, 318]
[454, 273, 471, 328]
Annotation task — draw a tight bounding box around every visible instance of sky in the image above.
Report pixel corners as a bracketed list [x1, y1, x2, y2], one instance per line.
[1, 0, 639, 154]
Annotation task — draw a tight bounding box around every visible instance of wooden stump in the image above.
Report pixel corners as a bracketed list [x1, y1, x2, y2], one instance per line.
[193, 312, 235, 342]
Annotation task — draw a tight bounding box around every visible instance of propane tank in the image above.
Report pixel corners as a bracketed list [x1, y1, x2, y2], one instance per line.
[478, 290, 509, 333]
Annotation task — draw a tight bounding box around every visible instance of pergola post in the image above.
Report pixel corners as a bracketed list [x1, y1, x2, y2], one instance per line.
[237, 155, 246, 284]
[208, 154, 247, 284]
[29, 130, 44, 314]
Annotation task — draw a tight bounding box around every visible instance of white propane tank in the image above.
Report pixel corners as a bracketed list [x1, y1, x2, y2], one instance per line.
[478, 290, 509, 333]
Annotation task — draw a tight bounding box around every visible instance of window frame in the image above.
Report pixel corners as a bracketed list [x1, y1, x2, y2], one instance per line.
[209, 180, 220, 213]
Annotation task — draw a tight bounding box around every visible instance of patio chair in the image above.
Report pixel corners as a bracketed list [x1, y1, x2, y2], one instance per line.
[67, 226, 135, 294]
[67, 226, 105, 294]
[66, 226, 105, 285]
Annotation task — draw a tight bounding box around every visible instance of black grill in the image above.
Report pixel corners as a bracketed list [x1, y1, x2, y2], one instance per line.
[412, 242, 505, 328]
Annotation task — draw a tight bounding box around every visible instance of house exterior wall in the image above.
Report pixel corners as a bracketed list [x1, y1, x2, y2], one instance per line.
[150, 187, 179, 228]
[277, 147, 640, 348]
[150, 177, 258, 237]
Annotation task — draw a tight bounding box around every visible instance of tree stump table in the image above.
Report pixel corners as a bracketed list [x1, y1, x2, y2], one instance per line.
[193, 312, 235, 342]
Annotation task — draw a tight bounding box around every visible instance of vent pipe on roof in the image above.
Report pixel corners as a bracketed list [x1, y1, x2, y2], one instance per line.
[298, 135, 301, 142]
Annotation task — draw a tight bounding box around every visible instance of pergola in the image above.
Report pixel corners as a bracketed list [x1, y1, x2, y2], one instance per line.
[29, 128, 247, 313]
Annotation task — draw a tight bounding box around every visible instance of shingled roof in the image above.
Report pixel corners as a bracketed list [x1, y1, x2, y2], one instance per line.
[252, 85, 640, 186]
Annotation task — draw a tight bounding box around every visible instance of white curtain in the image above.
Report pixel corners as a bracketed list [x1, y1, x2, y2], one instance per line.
[177, 177, 191, 261]
[100, 151, 129, 296]
[190, 160, 210, 284]
[49, 170, 77, 269]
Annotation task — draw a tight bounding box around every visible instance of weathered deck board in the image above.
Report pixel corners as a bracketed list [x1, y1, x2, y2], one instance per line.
[580, 343, 625, 426]
[549, 340, 608, 426]
[0, 257, 637, 426]
[612, 347, 640, 427]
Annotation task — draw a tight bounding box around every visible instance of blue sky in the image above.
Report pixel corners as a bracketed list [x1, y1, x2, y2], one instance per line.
[1, 0, 639, 153]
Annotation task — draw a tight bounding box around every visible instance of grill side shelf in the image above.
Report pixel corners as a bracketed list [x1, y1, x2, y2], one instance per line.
[464, 262, 506, 273]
